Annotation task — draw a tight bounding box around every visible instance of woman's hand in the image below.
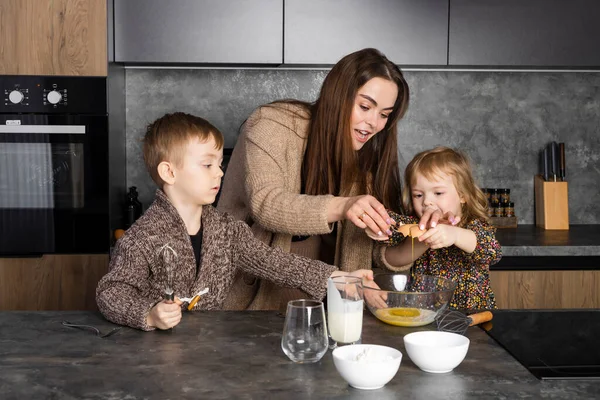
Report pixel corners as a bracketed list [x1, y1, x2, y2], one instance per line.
[147, 298, 183, 330]
[334, 195, 394, 238]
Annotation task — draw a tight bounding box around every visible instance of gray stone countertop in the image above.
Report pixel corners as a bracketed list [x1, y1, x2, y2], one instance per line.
[495, 224, 600, 256]
[1, 310, 599, 399]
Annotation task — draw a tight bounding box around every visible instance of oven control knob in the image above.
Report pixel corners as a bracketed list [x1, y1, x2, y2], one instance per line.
[8, 90, 24, 104]
[47, 90, 62, 105]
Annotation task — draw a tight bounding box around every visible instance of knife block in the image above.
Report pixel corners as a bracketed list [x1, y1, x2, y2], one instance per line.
[534, 175, 569, 230]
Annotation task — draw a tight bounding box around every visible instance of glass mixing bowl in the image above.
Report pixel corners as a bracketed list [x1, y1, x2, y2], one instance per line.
[363, 274, 457, 327]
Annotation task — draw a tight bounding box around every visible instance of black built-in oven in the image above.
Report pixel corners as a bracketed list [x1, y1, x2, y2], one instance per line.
[0, 76, 109, 256]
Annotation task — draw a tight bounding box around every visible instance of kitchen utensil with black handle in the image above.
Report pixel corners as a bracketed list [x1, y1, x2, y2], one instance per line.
[550, 141, 559, 182]
[559, 142, 566, 181]
[542, 146, 549, 181]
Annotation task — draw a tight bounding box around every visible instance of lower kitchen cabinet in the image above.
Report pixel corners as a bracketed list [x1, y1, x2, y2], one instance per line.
[490, 270, 600, 309]
[0, 254, 108, 311]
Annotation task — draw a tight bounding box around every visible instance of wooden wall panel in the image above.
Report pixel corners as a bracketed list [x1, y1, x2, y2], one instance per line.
[0, 256, 61, 310]
[0, 0, 106, 76]
[491, 270, 600, 309]
[53, 0, 107, 76]
[0, 254, 108, 311]
[59, 254, 109, 310]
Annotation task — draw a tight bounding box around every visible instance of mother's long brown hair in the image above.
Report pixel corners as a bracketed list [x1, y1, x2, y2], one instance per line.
[301, 48, 409, 213]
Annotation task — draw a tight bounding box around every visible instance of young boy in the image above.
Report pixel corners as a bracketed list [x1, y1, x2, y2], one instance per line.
[96, 112, 373, 331]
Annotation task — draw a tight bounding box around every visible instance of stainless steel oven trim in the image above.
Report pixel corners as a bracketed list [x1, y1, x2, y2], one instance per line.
[0, 125, 86, 134]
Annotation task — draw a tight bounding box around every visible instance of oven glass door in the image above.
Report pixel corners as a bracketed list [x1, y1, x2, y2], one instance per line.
[0, 115, 108, 255]
[0, 140, 85, 209]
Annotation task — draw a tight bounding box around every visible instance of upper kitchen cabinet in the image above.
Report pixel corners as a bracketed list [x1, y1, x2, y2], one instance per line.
[114, 0, 283, 64]
[449, 0, 600, 67]
[0, 0, 107, 76]
[284, 0, 448, 65]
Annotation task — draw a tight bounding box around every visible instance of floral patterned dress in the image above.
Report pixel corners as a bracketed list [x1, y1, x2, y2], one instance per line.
[384, 211, 501, 310]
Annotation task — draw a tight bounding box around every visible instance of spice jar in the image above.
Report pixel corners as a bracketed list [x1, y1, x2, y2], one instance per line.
[483, 188, 491, 204]
[499, 188, 511, 204]
[493, 204, 505, 217]
[489, 188, 499, 206]
[505, 202, 515, 217]
[487, 205, 494, 217]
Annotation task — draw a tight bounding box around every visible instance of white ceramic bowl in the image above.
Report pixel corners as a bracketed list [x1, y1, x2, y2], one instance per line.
[332, 344, 402, 390]
[403, 331, 469, 373]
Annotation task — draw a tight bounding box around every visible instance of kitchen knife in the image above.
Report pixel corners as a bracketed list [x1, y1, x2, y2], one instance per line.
[559, 142, 566, 181]
[542, 146, 549, 181]
[550, 142, 558, 182]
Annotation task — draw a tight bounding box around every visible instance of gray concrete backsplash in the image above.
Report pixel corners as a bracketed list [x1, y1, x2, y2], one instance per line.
[125, 69, 600, 224]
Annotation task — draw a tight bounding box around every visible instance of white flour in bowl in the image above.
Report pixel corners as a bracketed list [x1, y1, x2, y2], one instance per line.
[353, 347, 394, 363]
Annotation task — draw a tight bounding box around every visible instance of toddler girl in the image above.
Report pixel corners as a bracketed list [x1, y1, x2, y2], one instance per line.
[377, 146, 501, 310]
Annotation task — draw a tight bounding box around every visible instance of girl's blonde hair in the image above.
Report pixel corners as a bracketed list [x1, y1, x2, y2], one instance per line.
[402, 146, 489, 225]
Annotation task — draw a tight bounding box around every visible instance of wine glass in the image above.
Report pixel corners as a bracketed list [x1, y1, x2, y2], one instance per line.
[281, 300, 328, 363]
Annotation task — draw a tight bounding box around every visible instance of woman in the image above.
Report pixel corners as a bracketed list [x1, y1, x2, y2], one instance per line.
[219, 48, 443, 310]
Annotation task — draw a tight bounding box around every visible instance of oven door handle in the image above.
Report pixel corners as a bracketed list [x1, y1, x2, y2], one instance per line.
[0, 125, 86, 134]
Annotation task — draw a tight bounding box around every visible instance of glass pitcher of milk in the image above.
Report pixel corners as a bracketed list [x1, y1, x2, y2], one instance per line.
[327, 276, 364, 348]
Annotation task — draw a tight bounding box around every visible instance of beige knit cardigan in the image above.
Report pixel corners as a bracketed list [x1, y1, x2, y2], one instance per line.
[218, 103, 404, 310]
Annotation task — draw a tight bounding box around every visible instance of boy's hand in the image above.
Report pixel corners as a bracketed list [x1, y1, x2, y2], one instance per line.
[331, 269, 388, 309]
[331, 268, 374, 283]
[147, 298, 183, 330]
[417, 224, 459, 249]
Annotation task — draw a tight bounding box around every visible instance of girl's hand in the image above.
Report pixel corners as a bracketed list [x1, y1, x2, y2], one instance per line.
[147, 298, 183, 330]
[342, 195, 394, 238]
[418, 208, 460, 231]
[417, 224, 459, 249]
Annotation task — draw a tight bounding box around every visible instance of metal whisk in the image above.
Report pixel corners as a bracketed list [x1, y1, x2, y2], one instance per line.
[158, 244, 178, 301]
[436, 309, 494, 335]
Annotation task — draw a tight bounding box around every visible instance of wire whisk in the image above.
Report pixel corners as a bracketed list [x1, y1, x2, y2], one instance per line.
[436, 309, 494, 336]
[158, 243, 178, 301]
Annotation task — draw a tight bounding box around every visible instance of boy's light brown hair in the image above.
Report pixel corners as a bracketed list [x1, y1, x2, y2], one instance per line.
[143, 112, 224, 187]
[402, 146, 489, 225]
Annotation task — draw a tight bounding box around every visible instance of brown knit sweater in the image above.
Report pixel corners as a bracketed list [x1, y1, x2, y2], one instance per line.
[96, 189, 336, 331]
[218, 103, 405, 311]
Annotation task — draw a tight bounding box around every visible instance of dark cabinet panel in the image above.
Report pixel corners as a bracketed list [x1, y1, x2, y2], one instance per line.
[284, 0, 448, 65]
[114, 0, 283, 64]
[449, 0, 600, 67]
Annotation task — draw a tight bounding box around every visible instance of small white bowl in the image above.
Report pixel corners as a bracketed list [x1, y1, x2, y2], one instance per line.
[332, 344, 402, 390]
[403, 331, 469, 373]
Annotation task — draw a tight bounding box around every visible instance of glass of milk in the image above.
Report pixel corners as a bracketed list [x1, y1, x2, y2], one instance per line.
[327, 276, 364, 349]
[281, 299, 328, 363]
